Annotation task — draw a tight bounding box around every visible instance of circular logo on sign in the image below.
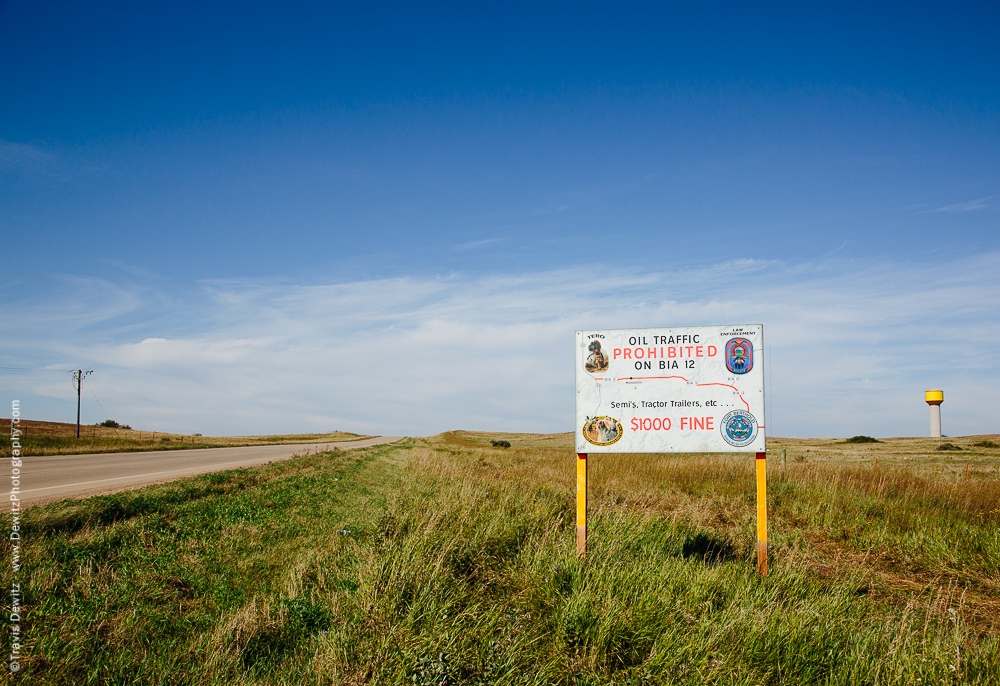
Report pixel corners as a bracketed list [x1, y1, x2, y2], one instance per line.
[582, 416, 623, 446]
[721, 410, 758, 447]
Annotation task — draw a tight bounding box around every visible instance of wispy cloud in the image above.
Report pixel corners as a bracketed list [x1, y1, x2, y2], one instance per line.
[0, 140, 63, 177]
[824, 240, 848, 256]
[2, 255, 998, 438]
[454, 237, 506, 251]
[916, 197, 991, 214]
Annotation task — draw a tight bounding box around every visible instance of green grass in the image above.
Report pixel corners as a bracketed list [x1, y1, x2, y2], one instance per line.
[842, 435, 880, 444]
[4, 434, 999, 684]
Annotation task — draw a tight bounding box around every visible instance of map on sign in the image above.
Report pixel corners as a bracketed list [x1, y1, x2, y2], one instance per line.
[575, 325, 765, 453]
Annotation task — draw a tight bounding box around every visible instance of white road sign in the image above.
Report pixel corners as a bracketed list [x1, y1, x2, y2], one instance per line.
[575, 325, 765, 453]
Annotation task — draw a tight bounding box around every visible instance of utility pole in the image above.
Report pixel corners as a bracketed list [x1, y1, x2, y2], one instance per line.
[72, 370, 93, 438]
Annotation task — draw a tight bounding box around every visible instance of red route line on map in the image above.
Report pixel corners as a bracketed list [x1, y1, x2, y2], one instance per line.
[695, 382, 751, 411]
[626, 376, 689, 381]
[606, 375, 751, 411]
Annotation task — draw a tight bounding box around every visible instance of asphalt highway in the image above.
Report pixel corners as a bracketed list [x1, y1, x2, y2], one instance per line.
[18, 436, 403, 507]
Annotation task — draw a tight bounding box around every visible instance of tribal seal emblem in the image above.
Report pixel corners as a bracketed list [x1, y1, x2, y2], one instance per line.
[721, 410, 758, 447]
[725, 338, 753, 374]
[582, 416, 623, 446]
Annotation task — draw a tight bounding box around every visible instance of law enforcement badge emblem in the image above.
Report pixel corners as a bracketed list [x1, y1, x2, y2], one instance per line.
[582, 416, 623, 446]
[725, 338, 753, 374]
[721, 410, 757, 447]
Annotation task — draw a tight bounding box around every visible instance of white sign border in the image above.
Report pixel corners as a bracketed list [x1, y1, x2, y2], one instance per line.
[575, 324, 766, 454]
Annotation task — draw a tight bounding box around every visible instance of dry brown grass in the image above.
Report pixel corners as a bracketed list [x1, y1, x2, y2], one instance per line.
[417, 430, 1000, 634]
[767, 434, 1000, 481]
[427, 430, 1000, 515]
[0, 418, 373, 457]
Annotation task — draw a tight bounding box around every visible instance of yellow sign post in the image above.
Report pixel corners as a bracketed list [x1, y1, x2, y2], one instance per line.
[577, 453, 587, 557]
[756, 451, 767, 575]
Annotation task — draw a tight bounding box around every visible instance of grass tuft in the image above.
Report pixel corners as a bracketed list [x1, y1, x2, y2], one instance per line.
[843, 435, 880, 443]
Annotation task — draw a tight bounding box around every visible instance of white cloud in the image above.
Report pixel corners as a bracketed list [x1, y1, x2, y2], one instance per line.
[454, 237, 506, 251]
[0, 139, 73, 179]
[917, 197, 991, 214]
[2, 254, 998, 438]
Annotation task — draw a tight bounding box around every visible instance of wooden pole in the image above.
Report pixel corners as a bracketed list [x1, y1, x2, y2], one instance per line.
[72, 369, 93, 438]
[577, 453, 587, 558]
[756, 451, 767, 576]
[874, 458, 878, 470]
[76, 370, 82, 438]
[965, 463, 969, 483]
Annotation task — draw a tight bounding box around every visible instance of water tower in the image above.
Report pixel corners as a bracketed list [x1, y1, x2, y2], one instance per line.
[925, 390, 943, 438]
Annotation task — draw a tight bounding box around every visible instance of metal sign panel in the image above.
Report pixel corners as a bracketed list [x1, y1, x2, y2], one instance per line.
[575, 325, 765, 453]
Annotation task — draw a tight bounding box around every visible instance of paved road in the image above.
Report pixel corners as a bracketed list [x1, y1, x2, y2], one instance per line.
[19, 437, 403, 507]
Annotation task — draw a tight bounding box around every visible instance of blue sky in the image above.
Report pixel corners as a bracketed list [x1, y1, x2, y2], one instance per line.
[2, 1, 998, 437]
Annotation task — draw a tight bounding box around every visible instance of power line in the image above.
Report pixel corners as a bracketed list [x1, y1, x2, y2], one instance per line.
[88, 385, 112, 421]
[0, 378, 66, 381]
[87, 386, 118, 436]
[87, 385, 122, 437]
[768, 348, 774, 437]
[0, 366, 76, 372]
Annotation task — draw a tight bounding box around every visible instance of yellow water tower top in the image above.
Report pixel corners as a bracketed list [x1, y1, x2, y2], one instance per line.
[925, 389, 944, 405]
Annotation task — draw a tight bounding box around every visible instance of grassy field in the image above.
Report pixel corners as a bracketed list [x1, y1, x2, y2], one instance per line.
[766, 434, 1000, 482]
[3, 432, 999, 684]
[0, 419, 372, 458]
